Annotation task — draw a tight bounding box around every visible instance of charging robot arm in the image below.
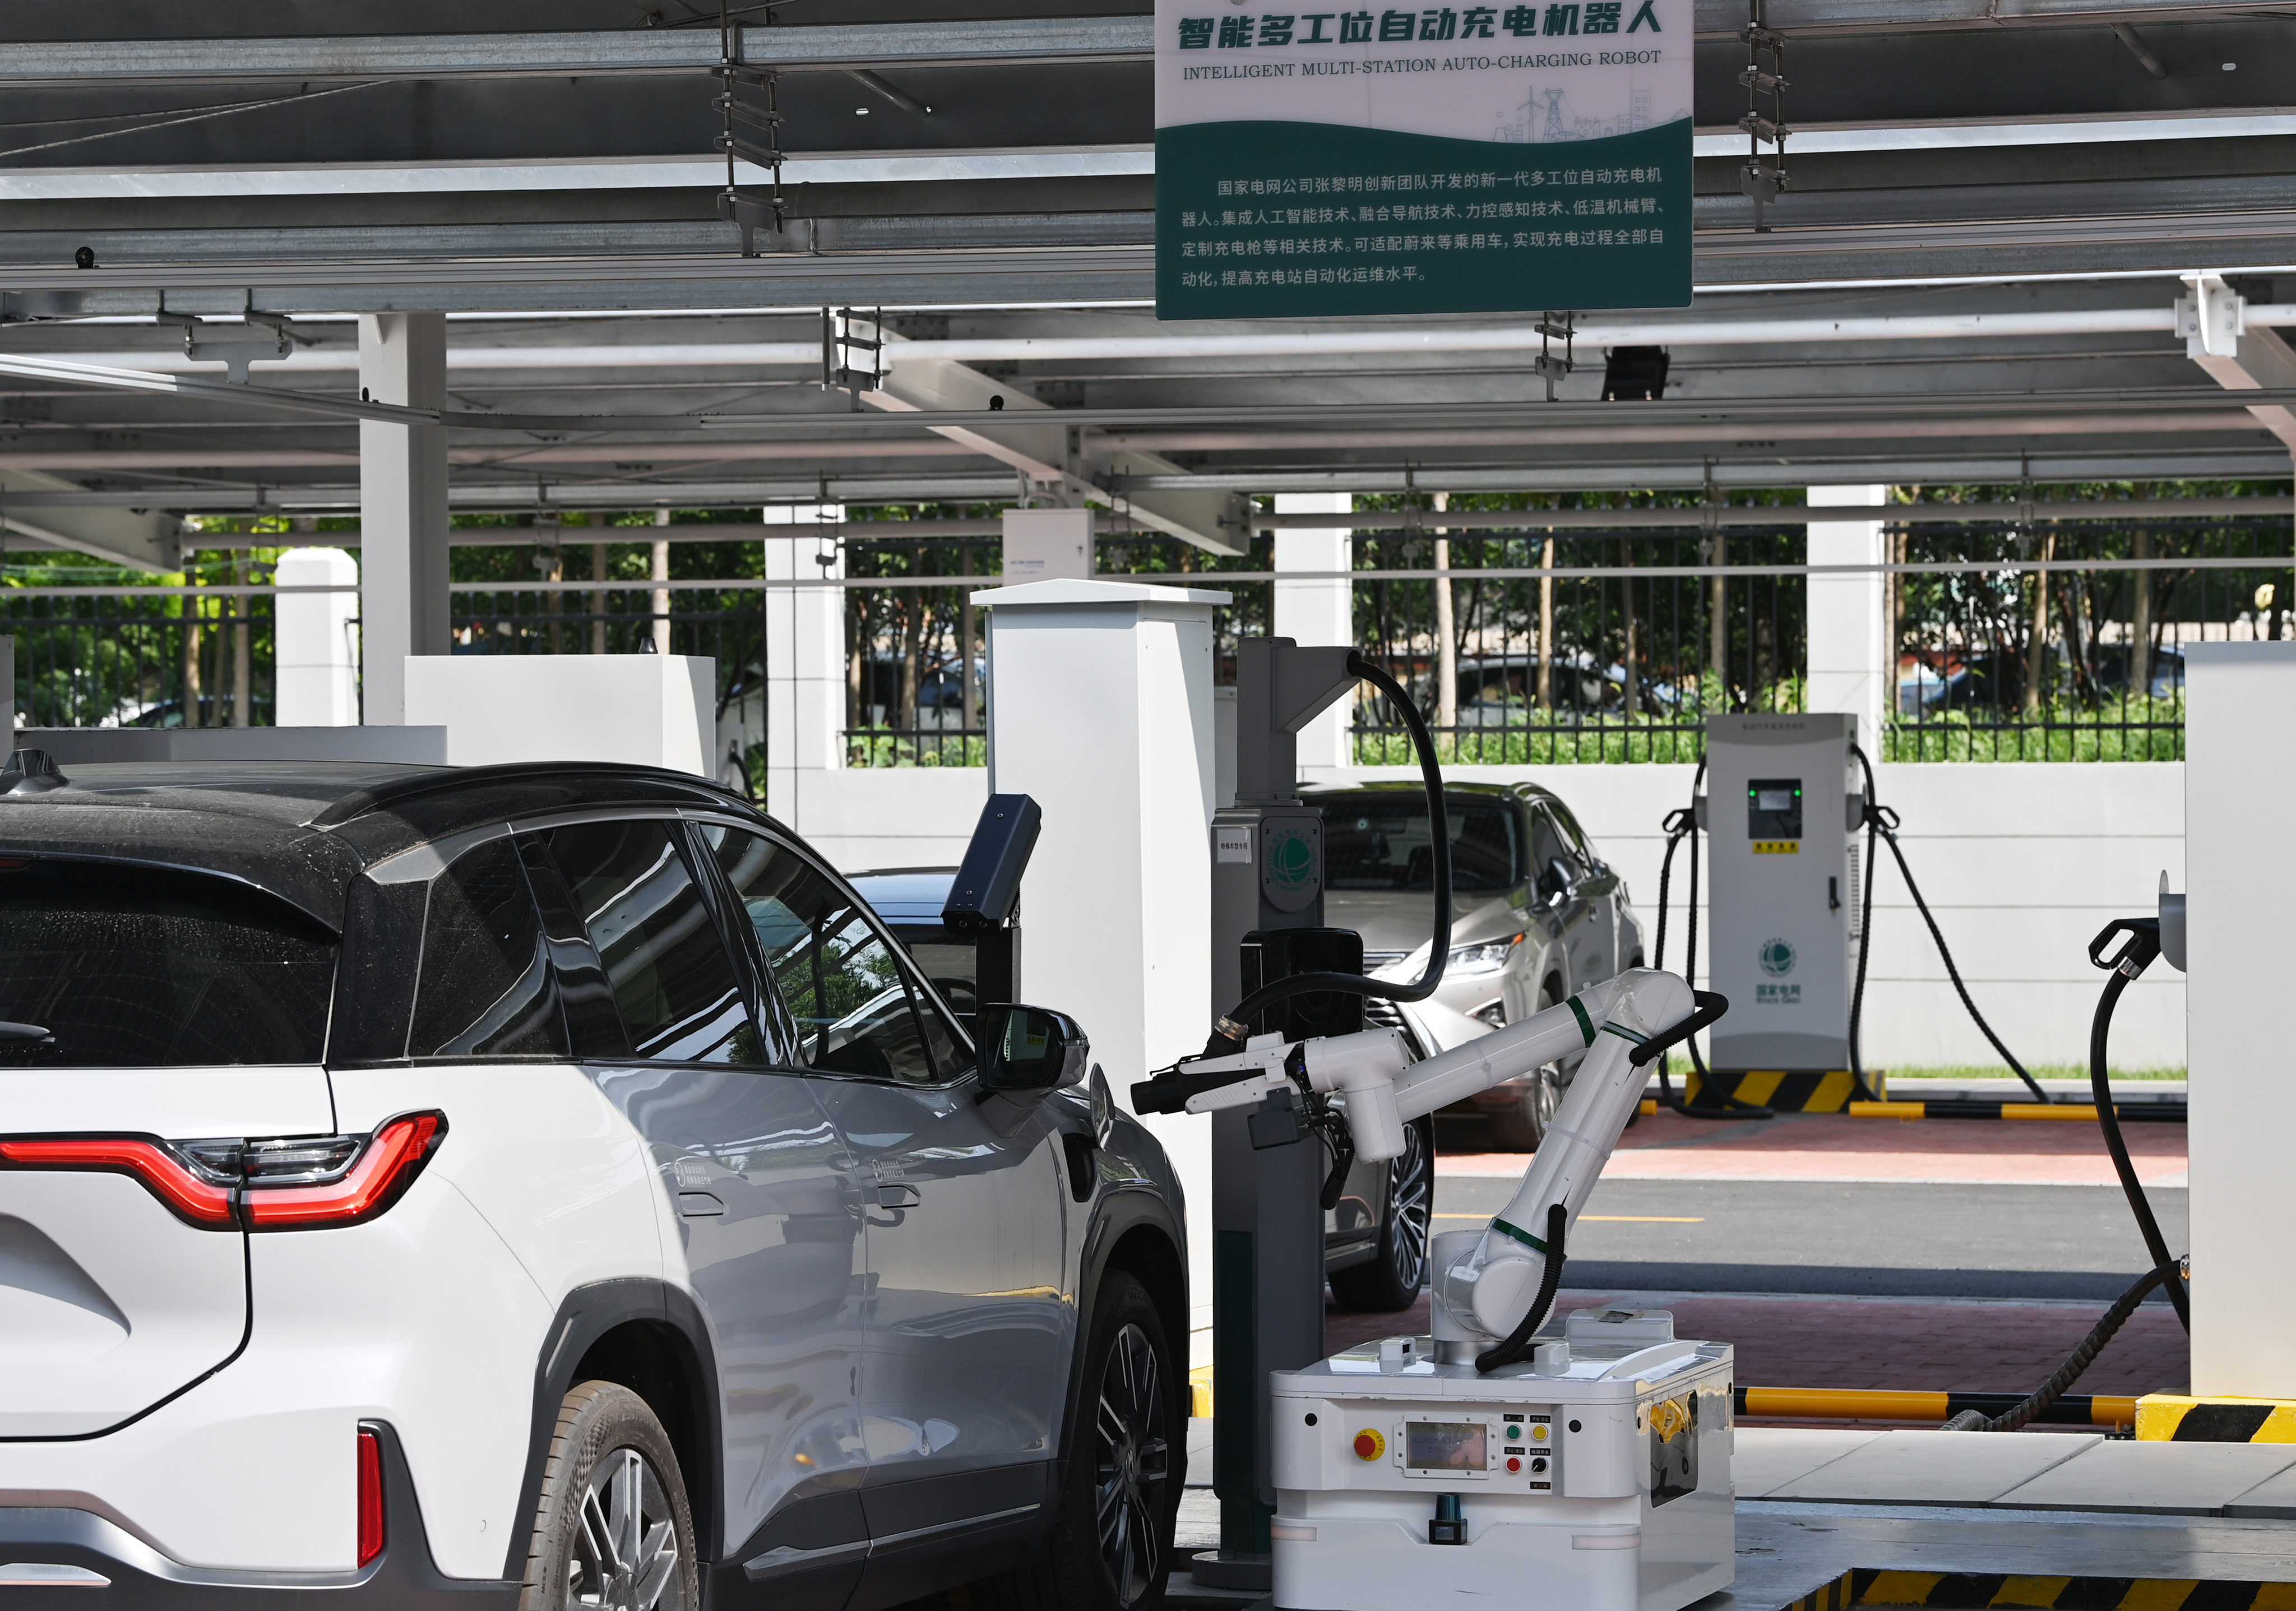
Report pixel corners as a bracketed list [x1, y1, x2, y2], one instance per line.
[1133, 969, 1724, 1349]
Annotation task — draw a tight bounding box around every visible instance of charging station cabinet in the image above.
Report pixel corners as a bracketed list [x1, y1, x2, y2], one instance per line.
[1698, 714, 1871, 1108]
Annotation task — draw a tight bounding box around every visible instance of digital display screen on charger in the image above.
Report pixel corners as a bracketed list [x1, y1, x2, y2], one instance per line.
[1404, 1422, 1486, 1470]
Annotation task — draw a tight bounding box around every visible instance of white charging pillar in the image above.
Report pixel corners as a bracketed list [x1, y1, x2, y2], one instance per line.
[762, 505, 846, 831]
[2185, 642, 2296, 1395]
[358, 313, 451, 726]
[1272, 492, 1354, 780]
[978, 578, 1228, 1362]
[1804, 485, 1890, 749]
[274, 547, 360, 726]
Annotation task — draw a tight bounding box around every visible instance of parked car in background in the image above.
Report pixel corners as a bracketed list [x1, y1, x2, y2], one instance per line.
[1305, 780, 1647, 1150]
[0, 760, 1187, 1611]
[849, 867, 1466, 1311]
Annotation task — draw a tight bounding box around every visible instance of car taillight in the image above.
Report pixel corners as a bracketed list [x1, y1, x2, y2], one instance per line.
[357, 1428, 386, 1567]
[0, 1113, 445, 1231]
[243, 1114, 444, 1230]
[0, 1137, 235, 1226]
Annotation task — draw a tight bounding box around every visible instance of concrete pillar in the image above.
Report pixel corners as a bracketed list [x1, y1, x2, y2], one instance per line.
[1804, 484, 1890, 751]
[979, 577, 1228, 1362]
[358, 313, 450, 726]
[1272, 492, 1354, 778]
[762, 504, 846, 831]
[275, 547, 359, 726]
[2184, 642, 2296, 1396]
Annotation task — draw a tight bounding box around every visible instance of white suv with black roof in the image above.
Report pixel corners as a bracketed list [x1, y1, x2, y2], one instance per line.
[0, 757, 1187, 1611]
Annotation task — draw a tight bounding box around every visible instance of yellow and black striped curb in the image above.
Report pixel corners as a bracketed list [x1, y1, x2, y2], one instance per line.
[1736, 1386, 2136, 1429]
[1684, 1068, 1877, 1113]
[1780, 1567, 2296, 1611]
[2137, 1395, 2296, 1443]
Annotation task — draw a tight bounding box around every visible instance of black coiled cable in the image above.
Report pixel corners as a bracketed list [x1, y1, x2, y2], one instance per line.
[1942, 1258, 2186, 1431]
[1474, 1202, 1568, 1373]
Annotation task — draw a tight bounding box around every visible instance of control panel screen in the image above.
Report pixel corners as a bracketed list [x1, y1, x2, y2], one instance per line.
[1403, 1422, 1487, 1471]
[1747, 777, 1803, 841]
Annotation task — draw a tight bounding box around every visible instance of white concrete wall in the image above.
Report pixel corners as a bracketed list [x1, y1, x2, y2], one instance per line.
[803, 766, 991, 873]
[809, 757, 2189, 1070]
[403, 654, 715, 774]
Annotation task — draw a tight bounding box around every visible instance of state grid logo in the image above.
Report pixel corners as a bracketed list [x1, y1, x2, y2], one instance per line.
[1756, 936, 1800, 1006]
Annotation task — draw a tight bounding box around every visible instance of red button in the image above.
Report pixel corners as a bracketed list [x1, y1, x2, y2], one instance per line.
[1507, 1456, 1522, 1473]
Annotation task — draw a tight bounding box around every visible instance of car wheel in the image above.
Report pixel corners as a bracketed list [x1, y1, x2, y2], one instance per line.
[1328, 1116, 1433, 1312]
[999, 1272, 1179, 1611]
[1485, 1067, 1561, 1152]
[517, 1382, 698, 1611]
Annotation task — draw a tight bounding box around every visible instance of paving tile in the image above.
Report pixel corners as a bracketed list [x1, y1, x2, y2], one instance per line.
[1733, 1427, 1886, 1498]
[1769, 1429, 2100, 1504]
[1999, 1439, 2296, 1513]
[2224, 1460, 2296, 1519]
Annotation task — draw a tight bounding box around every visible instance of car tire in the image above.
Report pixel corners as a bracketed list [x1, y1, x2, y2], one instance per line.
[516, 1381, 698, 1611]
[1328, 1116, 1433, 1313]
[996, 1271, 1181, 1611]
[1485, 1067, 1562, 1152]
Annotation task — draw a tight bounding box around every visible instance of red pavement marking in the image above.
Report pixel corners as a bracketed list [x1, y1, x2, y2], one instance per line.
[1325, 1290, 2186, 1417]
[1436, 1109, 2188, 1186]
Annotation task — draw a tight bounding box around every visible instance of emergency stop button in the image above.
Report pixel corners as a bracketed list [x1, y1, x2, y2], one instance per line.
[1354, 1429, 1385, 1461]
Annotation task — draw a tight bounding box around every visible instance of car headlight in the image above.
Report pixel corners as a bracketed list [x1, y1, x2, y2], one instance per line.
[1446, 933, 1524, 974]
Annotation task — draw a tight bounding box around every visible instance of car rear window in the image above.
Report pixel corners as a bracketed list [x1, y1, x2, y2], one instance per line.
[0, 859, 335, 1066]
[1322, 797, 1523, 893]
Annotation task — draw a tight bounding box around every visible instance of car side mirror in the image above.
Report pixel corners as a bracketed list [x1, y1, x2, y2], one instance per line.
[978, 1003, 1089, 1094]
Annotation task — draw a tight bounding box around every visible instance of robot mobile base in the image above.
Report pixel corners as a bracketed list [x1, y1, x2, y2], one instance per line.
[1269, 1309, 1734, 1611]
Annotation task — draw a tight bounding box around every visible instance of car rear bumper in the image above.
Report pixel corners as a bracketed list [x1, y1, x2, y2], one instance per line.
[0, 1425, 519, 1610]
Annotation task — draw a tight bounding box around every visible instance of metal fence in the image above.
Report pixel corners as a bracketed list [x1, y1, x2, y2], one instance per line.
[0, 591, 276, 730]
[5, 494, 2281, 771]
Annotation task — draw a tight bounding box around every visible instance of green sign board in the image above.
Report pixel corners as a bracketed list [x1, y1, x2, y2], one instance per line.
[1154, 0, 1693, 318]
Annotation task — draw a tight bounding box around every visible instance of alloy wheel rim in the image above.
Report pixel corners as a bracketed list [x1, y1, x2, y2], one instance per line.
[1094, 1321, 1171, 1607]
[1387, 1120, 1431, 1291]
[568, 1446, 683, 1611]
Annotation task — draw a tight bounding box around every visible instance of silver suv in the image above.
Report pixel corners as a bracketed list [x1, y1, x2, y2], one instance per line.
[1308, 781, 1647, 1149]
[0, 757, 1187, 1611]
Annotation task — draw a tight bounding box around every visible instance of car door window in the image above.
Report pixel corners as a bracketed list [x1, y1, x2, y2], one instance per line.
[409, 837, 566, 1059]
[539, 819, 754, 1064]
[702, 825, 961, 1086]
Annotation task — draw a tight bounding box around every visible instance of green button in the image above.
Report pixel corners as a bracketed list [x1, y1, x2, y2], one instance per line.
[1506, 1425, 1520, 1440]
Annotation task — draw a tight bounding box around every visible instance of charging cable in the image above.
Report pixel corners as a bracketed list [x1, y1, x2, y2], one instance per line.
[2086, 916, 2188, 1331]
[1848, 743, 2047, 1105]
[1650, 761, 1772, 1120]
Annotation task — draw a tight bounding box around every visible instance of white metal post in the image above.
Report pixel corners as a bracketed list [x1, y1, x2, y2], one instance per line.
[762, 504, 846, 829]
[1804, 484, 1890, 751]
[357, 313, 450, 726]
[1273, 492, 1354, 778]
[274, 547, 360, 726]
[2184, 642, 2296, 1396]
[978, 577, 1228, 1362]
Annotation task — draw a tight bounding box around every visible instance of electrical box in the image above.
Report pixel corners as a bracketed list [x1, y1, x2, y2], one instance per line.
[1701, 713, 1863, 1092]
